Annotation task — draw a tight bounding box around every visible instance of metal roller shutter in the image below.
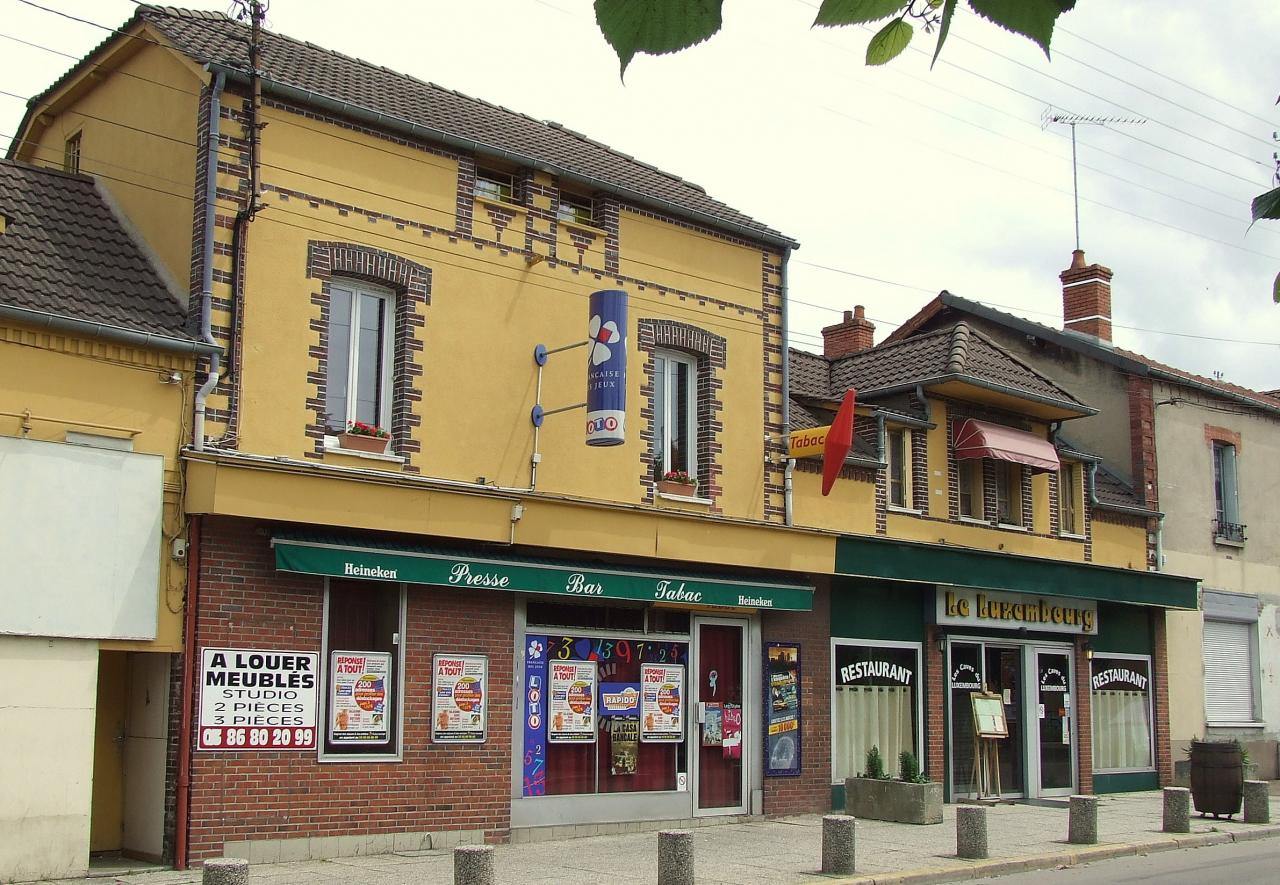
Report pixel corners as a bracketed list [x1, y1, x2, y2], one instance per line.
[1203, 618, 1254, 722]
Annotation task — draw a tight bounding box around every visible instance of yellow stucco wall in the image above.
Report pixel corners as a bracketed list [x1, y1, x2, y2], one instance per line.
[1090, 519, 1149, 570]
[617, 210, 762, 311]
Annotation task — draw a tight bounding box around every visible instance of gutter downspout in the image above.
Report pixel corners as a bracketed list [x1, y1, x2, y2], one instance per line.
[174, 516, 201, 870]
[192, 71, 225, 451]
[914, 384, 932, 425]
[781, 246, 794, 526]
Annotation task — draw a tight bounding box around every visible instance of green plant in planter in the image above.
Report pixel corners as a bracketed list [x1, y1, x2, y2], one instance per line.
[898, 750, 930, 784]
[863, 745, 890, 780]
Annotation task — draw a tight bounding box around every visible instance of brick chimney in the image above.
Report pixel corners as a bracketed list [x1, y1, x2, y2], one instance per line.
[1060, 249, 1113, 342]
[822, 305, 876, 358]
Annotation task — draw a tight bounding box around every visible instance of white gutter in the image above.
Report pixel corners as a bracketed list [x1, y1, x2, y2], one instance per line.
[193, 70, 225, 452]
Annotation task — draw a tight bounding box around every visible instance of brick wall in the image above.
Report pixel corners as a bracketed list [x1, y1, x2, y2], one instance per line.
[1152, 610, 1173, 786]
[925, 626, 945, 784]
[186, 517, 513, 860]
[762, 583, 831, 814]
[1074, 637, 1093, 795]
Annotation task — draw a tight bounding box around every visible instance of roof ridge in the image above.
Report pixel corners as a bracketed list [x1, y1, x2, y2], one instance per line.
[964, 325, 1085, 406]
[945, 321, 971, 373]
[0, 157, 94, 185]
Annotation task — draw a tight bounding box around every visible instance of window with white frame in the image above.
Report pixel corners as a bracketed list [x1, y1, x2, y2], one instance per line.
[957, 458, 983, 519]
[886, 428, 912, 508]
[832, 641, 921, 781]
[325, 281, 393, 435]
[994, 461, 1023, 525]
[1090, 655, 1153, 771]
[1212, 442, 1244, 541]
[652, 350, 697, 481]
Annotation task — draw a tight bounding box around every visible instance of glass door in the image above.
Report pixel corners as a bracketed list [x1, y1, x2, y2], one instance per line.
[1033, 649, 1075, 795]
[692, 618, 747, 814]
[947, 641, 983, 798]
[984, 646, 1024, 797]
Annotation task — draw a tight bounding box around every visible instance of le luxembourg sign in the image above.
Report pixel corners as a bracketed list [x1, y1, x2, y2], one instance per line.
[273, 539, 814, 612]
[936, 587, 1098, 635]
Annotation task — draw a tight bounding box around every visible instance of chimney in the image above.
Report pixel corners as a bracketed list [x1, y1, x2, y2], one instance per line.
[1060, 249, 1113, 342]
[822, 305, 876, 358]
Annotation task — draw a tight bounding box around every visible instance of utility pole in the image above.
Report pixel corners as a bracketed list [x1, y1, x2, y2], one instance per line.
[1043, 110, 1145, 251]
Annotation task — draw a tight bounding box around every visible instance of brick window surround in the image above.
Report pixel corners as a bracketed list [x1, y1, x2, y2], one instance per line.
[637, 319, 726, 505]
[305, 242, 430, 471]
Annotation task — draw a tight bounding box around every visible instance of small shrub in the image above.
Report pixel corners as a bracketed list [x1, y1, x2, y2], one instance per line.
[863, 745, 889, 780]
[898, 750, 929, 784]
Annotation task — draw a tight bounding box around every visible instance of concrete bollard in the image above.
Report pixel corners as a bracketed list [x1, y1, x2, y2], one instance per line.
[453, 845, 495, 885]
[1162, 786, 1191, 833]
[956, 805, 988, 859]
[1068, 795, 1098, 845]
[202, 858, 248, 885]
[657, 830, 693, 885]
[1243, 780, 1270, 824]
[821, 814, 856, 875]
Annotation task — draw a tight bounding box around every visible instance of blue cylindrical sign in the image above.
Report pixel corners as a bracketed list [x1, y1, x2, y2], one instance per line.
[586, 289, 627, 446]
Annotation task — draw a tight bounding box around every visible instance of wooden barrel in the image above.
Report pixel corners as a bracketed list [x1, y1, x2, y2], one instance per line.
[1189, 741, 1243, 817]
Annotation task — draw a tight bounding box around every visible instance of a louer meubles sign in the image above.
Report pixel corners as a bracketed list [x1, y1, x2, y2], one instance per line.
[273, 538, 814, 611]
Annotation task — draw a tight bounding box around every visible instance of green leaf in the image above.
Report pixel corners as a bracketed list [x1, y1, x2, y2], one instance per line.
[594, 0, 723, 78]
[1273, 269, 1280, 304]
[866, 18, 913, 65]
[814, 0, 904, 28]
[968, 0, 1073, 58]
[930, 0, 959, 68]
[1252, 185, 1280, 222]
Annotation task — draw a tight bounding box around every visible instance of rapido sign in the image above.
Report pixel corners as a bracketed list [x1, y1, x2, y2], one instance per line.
[586, 289, 627, 446]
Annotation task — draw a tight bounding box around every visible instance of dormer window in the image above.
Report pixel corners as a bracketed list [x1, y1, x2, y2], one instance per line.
[475, 167, 514, 203]
[557, 192, 593, 226]
[886, 428, 912, 508]
[63, 132, 81, 174]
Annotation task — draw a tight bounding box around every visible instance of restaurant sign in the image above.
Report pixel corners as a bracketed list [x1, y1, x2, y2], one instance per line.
[936, 587, 1097, 635]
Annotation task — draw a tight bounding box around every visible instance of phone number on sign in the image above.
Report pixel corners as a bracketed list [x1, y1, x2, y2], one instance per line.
[199, 726, 316, 750]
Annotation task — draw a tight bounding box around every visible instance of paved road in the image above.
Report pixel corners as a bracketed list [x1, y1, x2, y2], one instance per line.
[972, 837, 1280, 885]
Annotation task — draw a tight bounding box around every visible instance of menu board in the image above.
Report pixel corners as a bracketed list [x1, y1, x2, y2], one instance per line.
[641, 663, 684, 743]
[329, 651, 391, 745]
[431, 653, 487, 743]
[971, 692, 1008, 738]
[765, 642, 801, 775]
[549, 660, 597, 743]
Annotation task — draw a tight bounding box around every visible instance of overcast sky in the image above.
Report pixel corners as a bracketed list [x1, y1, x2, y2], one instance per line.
[3, 0, 1277, 389]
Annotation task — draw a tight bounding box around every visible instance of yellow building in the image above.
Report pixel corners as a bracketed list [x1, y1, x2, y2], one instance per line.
[0, 159, 213, 878]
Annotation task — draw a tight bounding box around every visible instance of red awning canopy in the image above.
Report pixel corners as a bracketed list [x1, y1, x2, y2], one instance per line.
[953, 418, 1060, 474]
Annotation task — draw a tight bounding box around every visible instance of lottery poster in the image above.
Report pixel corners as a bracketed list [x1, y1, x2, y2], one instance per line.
[722, 704, 742, 760]
[610, 717, 639, 775]
[549, 660, 597, 743]
[329, 651, 391, 745]
[765, 641, 801, 776]
[641, 663, 684, 743]
[432, 654, 487, 743]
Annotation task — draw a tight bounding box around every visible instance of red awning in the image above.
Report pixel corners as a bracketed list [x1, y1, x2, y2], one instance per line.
[953, 418, 1060, 474]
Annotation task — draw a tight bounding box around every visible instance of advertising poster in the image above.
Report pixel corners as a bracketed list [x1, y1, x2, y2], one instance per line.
[198, 648, 318, 750]
[522, 636, 548, 796]
[610, 717, 639, 775]
[329, 650, 391, 745]
[641, 663, 684, 743]
[549, 659, 597, 743]
[600, 683, 641, 717]
[585, 289, 627, 446]
[432, 653, 487, 743]
[722, 705, 742, 759]
[765, 642, 801, 776]
[702, 702, 723, 746]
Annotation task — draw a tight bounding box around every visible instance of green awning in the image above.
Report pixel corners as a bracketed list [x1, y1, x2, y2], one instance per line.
[835, 535, 1198, 610]
[272, 535, 814, 612]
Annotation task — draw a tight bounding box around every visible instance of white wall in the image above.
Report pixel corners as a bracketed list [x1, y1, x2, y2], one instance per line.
[0, 436, 162, 640]
[0, 636, 97, 882]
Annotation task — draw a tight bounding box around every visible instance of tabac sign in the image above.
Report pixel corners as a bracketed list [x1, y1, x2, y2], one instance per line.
[937, 587, 1097, 635]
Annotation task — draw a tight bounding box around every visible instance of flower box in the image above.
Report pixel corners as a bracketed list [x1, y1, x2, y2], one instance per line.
[656, 480, 698, 497]
[845, 776, 943, 825]
[337, 431, 391, 454]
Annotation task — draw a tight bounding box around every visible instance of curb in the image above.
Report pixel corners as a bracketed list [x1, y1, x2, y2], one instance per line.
[812, 825, 1280, 885]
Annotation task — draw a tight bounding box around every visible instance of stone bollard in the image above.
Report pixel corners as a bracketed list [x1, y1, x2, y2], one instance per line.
[454, 845, 495, 885]
[657, 830, 693, 885]
[956, 805, 988, 859]
[1068, 795, 1098, 845]
[1243, 780, 1270, 824]
[202, 858, 248, 885]
[821, 814, 856, 875]
[1162, 786, 1191, 834]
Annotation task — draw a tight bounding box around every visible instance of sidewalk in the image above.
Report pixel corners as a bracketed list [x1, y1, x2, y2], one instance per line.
[40, 791, 1280, 885]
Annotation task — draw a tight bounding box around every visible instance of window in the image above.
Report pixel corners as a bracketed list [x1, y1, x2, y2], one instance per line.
[886, 429, 912, 508]
[475, 167, 514, 203]
[652, 350, 697, 480]
[832, 641, 921, 781]
[957, 458, 982, 519]
[994, 461, 1022, 525]
[63, 132, 81, 174]
[1059, 462, 1080, 534]
[1212, 442, 1245, 542]
[321, 579, 405, 758]
[557, 192, 594, 226]
[325, 282, 393, 434]
[1204, 617, 1256, 724]
[1091, 656, 1153, 771]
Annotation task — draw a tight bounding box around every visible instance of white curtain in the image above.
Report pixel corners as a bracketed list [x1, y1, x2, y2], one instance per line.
[833, 685, 914, 780]
[1092, 690, 1152, 770]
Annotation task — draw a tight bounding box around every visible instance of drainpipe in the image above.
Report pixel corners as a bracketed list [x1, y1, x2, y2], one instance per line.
[1155, 514, 1165, 571]
[780, 246, 794, 526]
[914, 384, 932, 424]
[174, 516, 201, 870]
[192, 71, 225, 451]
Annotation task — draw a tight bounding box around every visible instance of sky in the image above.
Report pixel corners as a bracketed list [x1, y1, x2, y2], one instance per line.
[2, 0, 1277, 389]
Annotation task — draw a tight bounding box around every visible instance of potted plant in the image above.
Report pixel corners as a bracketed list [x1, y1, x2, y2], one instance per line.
[655, 470, 698, 497]
[1188, 738, 1246, 818]
[845, 747, 943, 825]
[337, 421, 391, 454]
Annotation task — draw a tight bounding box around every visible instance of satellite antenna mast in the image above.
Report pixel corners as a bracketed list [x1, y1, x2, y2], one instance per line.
[1043, 110, 1146, 250]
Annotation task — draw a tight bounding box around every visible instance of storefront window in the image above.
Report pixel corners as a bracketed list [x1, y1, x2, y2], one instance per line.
[1090, 656, 1153, 771]
[321, 579, 404, 758]
[833, 642, 920, 780]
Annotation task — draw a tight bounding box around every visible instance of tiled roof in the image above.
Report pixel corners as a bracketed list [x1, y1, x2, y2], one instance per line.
[0, 159, 189, 339]
[789, 398, 878, 462]
[105, 7, 789, 245]
[1092, 463, 1151, 512]
[789, 348, 830, 398]
[1112, 345, 1280, 412]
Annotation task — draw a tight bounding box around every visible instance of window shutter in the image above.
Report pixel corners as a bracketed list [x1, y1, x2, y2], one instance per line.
[1203, 618, 1253, 722]
[1219, 445, 1240, 524]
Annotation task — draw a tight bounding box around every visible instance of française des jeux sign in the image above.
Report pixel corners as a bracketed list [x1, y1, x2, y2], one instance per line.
[936, 587, 1098, 635]
[274, 541, 813, 611]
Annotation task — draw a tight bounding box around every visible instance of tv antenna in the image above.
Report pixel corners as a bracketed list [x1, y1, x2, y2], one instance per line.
[1042, 110, 1146, 250]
